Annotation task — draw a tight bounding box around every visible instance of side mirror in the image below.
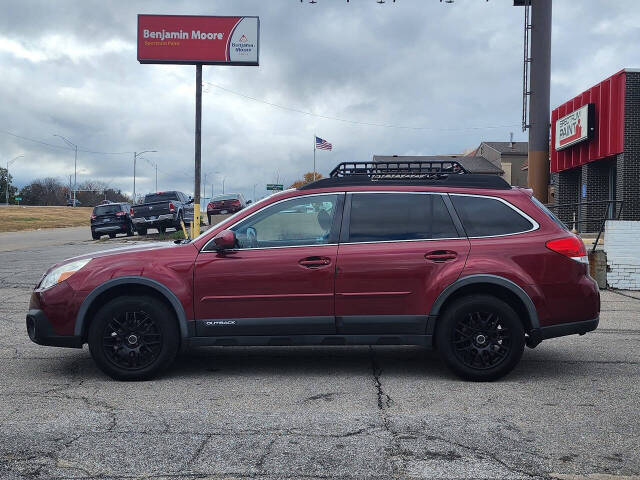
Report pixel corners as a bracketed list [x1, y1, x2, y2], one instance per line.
[213, 229, 236, 250]
[187, 196, 194, 204]
[246, 200, 252, 205]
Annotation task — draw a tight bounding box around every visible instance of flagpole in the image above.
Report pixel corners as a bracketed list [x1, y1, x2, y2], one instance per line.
[313, 134, 316, 181]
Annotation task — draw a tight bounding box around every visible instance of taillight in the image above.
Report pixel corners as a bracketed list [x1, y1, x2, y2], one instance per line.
[545, 236, 588, 264]
[130, 208, 134, 217]
[169, 202, 175, 212]
[232, 199, 241, 205]
[115, 211, 126, 216]
[207, 203, 213, 209]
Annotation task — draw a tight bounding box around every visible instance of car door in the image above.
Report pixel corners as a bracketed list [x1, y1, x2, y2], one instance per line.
[334, 192, 470, 334]
[193, 193, 344, 336]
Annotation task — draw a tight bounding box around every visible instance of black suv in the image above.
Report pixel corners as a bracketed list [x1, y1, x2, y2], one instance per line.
[90, 202, 134, 239]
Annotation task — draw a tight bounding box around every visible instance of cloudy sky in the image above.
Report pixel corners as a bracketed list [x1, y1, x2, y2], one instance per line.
[1, 0, 639, 202]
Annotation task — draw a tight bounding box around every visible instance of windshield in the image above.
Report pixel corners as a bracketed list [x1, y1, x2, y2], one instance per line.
[94, 204, 121, 215]
[144, 192, 179, 203]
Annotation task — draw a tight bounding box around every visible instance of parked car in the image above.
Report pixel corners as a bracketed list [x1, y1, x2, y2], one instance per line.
[90, 202, 133, 240]
[66, 198, 82, 207]
[131, 191, 194, 235]
[207, 193, 246, 224]
[26, 161, 599, 381]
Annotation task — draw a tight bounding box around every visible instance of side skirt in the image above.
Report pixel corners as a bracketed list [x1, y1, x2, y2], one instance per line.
[186, 334, 433, 348]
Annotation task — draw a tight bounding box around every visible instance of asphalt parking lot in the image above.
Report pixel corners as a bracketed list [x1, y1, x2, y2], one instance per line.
[0, 229, 639, 479]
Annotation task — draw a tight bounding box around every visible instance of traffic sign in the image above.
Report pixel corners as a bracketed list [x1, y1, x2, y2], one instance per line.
[266, 184, 284, 191]
[14, 197, 22, 201]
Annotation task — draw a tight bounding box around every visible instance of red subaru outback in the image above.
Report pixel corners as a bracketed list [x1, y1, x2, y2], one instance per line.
[26, 161, 599, 381]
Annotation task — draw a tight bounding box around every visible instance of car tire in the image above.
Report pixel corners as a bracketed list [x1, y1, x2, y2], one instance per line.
[91, 231, 100, 240]
[126, 222, 134, 237]
[158, 226, 166, 234]
[109, 233, 116, 239]
[88, 295, 179, 381]
[435, 294, 525, 382]
[137, 228, 147, 236]
[207, 214, 211, 225]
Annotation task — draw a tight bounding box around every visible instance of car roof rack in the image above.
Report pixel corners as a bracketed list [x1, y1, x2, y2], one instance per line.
[299, 161, 511, 190]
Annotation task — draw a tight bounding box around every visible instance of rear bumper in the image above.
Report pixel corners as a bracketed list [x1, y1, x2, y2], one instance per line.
[527, 316, 599, 348]
[132, 214, 176, 227]
[207, 208, 240, 215]
[26, 309, 83, 348]
[93, 225, 126, 233]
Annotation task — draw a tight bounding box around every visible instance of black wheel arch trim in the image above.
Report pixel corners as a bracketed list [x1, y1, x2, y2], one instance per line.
[428, 274, 539, 332]
[74, 276, 190, 339]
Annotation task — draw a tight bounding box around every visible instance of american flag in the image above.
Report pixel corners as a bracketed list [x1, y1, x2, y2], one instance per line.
[315, 136, 332, 151]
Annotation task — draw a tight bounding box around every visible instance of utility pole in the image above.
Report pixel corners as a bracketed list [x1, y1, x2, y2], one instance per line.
[5, 154, 23, 206]
[194, 64, 203, 236]
[516, 0, 552, 203]
[253, 183, 257, 202]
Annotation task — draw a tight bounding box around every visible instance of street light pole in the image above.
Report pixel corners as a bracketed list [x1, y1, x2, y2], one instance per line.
[54, 135, 78, 207]
[132, 150, 157, 203]
[5, 154, 24, 206]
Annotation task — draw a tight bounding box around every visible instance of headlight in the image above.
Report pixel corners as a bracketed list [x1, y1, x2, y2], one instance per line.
[39, 258, 92, 290]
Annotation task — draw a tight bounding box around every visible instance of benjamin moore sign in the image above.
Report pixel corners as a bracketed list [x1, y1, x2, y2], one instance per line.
[555, 103, 595, 151]
[137, 15, 259, 65]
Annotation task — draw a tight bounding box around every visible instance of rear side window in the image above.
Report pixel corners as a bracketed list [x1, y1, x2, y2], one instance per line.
[451, 195, 534, 237]
[530, 196, 567, 230]
[348, 193, 458, 242]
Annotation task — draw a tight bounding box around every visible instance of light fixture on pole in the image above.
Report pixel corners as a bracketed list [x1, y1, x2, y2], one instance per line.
[132, 150, 157, 203]
[53, 134, 78, 207]
[5, 154, 24, 206]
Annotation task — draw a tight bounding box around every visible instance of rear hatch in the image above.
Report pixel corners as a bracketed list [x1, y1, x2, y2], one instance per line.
[132, 201, 172, 219]
[209, 197, 240, 212]
[92, 204, 125, 226]
[132, 193, 179, 219]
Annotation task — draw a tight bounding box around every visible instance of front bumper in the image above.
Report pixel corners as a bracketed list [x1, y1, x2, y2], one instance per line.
[526, 316, 599, 348]
[26, 309, 83, 348]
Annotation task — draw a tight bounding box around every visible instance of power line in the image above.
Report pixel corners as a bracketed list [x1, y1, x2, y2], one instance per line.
[203, 81, 520, 132]
[0, 128, 133, 155]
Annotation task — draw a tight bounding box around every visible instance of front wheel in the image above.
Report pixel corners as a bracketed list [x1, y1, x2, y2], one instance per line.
[435, 294, 524, 381]
[88, 295, 179, 380]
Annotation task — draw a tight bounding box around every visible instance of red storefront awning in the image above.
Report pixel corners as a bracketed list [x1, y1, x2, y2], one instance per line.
[551, 69, 626, 173]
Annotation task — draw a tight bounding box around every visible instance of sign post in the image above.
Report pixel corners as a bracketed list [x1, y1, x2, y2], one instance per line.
[137, 14, 260, 236]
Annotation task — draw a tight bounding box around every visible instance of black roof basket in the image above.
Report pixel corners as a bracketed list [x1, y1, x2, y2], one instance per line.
[330, 160, 468, 179]
[299, 161, 511, 190]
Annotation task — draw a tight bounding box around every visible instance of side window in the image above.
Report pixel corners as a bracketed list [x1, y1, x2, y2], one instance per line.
[450, 195, 534, 237]
[347, 193, 458, 242]
[231, 194, 340, 249]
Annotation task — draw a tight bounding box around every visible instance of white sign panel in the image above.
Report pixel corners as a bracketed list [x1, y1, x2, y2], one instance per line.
[555, 104, 593, 151]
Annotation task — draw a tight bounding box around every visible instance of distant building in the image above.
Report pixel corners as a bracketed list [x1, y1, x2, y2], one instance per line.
[467, 141, 529, 188]
[372, 155, 503, 175]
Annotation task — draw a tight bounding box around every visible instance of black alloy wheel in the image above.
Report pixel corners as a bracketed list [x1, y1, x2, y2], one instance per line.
[452, 311, 511, 370]
[101, 310, 162, 370]
[109, 233, 116, 238]
[88, 296, 179, 380]
[436, 295, 524, 381]
[126, 221, 134, 236]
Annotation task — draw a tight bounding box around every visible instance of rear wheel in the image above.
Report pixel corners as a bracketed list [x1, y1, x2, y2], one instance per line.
[435, 295, 524, 381]
[91, 231, 100, 240]
[207, 214, 211, 225]
[126, 222, 134, 237]
[158, 226, 166, 234]
[108, 233, 116, 239]
[88, 295, 179, 380]
[137, 228, 147, 236]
